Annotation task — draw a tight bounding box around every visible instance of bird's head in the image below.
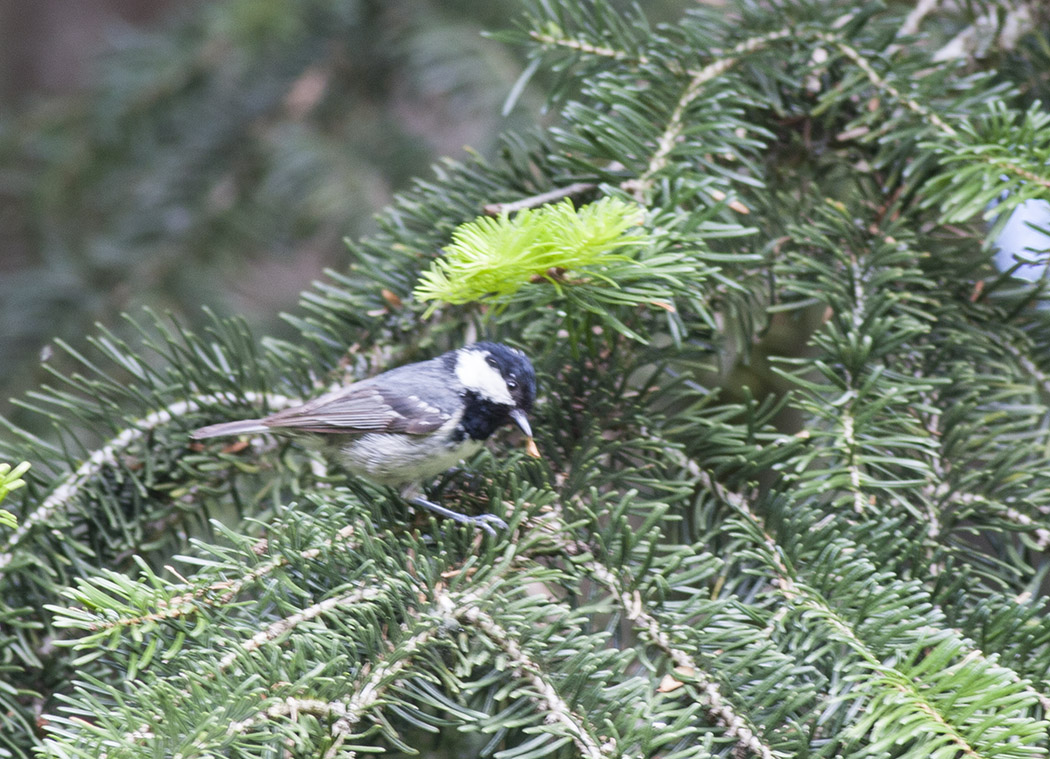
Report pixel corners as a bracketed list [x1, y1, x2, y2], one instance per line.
[451, 342, 537, 441]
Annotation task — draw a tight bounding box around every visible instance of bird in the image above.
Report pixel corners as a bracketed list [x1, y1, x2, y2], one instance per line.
[191, 342, 537, 534]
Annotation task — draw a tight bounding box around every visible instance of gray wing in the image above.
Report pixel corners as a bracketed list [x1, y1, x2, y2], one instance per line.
[261, 359, 459, 435]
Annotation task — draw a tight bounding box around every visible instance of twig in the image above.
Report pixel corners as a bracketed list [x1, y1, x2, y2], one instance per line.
[885, 0, 942, 56]
[622, 29, 792, 202]
[933, 3, 1035, 62]
[483, 182, 597, 215]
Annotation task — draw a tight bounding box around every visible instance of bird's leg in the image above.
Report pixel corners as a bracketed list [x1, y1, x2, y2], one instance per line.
[401, 486, 507, 535]
[435, 467, 485, 491]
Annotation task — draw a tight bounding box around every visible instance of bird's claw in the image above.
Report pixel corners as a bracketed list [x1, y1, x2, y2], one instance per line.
[408, 496, 507, 535]
[466, 513, 508, 536]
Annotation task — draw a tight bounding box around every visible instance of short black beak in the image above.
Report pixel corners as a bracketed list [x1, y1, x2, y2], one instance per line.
[509, 408, 533, 438]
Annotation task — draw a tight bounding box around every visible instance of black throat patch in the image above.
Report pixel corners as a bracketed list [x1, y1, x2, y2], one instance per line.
[456, 391, 511, 442]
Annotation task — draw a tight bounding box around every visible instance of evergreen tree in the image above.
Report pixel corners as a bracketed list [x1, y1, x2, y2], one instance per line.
[3, 1, 1050, 757]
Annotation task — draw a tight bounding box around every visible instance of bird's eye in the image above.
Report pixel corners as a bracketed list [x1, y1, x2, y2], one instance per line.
[506, 378, 518, 390]
[486, 356, 498, 368]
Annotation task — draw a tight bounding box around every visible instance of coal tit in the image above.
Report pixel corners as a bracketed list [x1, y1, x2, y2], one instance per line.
[191, 342, 537, 533]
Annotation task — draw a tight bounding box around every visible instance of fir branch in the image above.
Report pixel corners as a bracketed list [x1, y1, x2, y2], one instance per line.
[178, 579, 446, 756]
[218, 584, 388, 673]
[929, 480, 1050, 554]
[528, 28, 645, 65]
[529, 22, 792, 83]
[452, 591, 611, 759]
[730, 493, 1049, 759]
[622, 28, 792, 203]
[1001, 505, 1050, 552]
[584, 560, 782, 759]
[921, 102, 1050, 224]
[654, 432, 1050, 758]
[813, 30, 959, 139]
[529, 487, 784, 759]
[528, 19, 794, 205]
[838, 408, 869, 513]
[621, 68, 712, 204]
[320, 627, 443, 759]
[54, 525, 359, 637]
[840, 249, 873, 514]
[996, 336, 1050, 397]
[0, 391, 297, 573]
[895, 0, 942, 40]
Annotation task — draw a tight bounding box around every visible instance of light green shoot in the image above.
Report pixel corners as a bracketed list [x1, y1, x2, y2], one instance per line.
[414, 197, 648, 314]
[0, 461, 29, 529]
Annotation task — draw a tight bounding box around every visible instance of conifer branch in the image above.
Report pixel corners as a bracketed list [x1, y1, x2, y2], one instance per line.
[454, 592, 611, 759]
[530, 25, 793, 82]
[730, 489, 1047, 759]
[932, 3, 1038, 61]
[913, 623, 1050, 715]
[222, 624, 443, 754]
[997, 338, 1050, 396]
[839, 405, 869, 513]
[12, 3, 1050, 757]
[620, 29, 790, 203]
[622, 69, 708, 204]
[528, 488, 783, 759]
[413, 197, 649, 313]
[528, 29, 644, 65]
[838, 255, 878, 515]
[217, 584, 385, 673]
[0, 462, 28, 529]
[1001, 507, 1050, 552]
[0, 391, 297, 573]
[814, 31, 959, 138]
[323, 625, 443, 759]
[584, 560, 783, 759]
[927, 485, 1050, 551]
[59, 525, 359, 636]
[655, 435, 1049, 757]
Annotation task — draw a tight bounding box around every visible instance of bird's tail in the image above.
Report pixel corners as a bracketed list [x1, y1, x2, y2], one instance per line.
[190, 419, 270, 440]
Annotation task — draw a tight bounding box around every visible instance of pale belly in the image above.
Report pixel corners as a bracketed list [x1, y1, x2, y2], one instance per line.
[335, 433, 483, 488]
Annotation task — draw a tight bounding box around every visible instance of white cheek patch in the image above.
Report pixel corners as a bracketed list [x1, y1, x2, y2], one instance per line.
[455, 349, 513, 405]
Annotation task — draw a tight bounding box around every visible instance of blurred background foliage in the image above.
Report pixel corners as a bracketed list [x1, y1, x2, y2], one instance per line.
[0, 0, 689, 432]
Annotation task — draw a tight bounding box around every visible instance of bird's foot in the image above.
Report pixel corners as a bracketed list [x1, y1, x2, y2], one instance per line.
[408, 496, 507, 536]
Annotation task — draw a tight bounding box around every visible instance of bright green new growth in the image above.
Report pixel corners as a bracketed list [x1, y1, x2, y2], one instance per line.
[0, 462, 28, 529]
[413, 197, 647, 313]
